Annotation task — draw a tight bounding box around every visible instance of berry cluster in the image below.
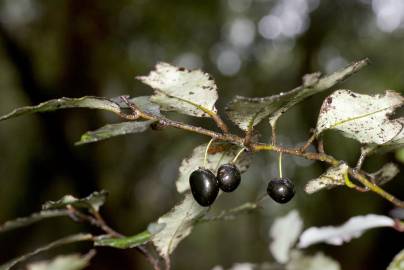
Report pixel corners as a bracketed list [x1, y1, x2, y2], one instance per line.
[189, 164, 295, 207]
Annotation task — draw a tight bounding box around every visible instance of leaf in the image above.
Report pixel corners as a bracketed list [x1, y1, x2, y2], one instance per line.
[304, 163, 348, 194]
[94, 231, 152, 249]
[269, 210, 303, 264]
[0, 97, 121, 122]
[0, 234, 93, 270]
[42, 190, 107, 212]
[368, 163, 400, 186]
[76, 120, 154, 145]
[176, 142, 251, 193]
[150, 193, 207, 257]
[200, 202, 258, 223]
[225, 59, 369, 131]
[0, 210, 68, 233]
[387, 249, 404, 270]
[137, 62, 219, 118]
[27, 251, 95, 270]
[315, 90, 404, 145]
[297, 214, 395, 248]
[286, 251, 341, 270]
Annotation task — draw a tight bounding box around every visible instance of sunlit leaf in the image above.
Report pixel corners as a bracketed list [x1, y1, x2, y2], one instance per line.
[316, 90, 404, 145]
[76, 120, 154, 145]
[27, 251, 95, 270]
[0, 234, 93, 270]
[304, 163, 348, 194]
[387, 249, 404, 270]
[297, 214, 395, 248]
[269, 210, 303, 264]
[94, 231, 152, 249]
[0, 97, 121, 122]
[176, 142, 251, 193]
[286, 251, 341, 270]
[42, 190, 107, 212]
[225, 59, 369, 131]
[137, 62, 219, 118]
[151, 193, 207, 257]
[0, 210, 68, 233]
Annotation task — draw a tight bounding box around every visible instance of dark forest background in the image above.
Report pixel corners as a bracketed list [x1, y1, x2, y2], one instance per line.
[0, 0, 403, 269]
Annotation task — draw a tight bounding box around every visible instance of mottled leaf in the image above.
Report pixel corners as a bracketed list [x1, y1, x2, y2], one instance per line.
[286, 251, 341, 270]
[0, 97, 121, 122]
[42, 190, 107, 212]
[76, 121, 154, 145]
[368, 163, 400, 186]
[316, 90, 404, 145]
[297, 214, 395, 248]
[27, 251, 95, 270]
[94, 231, 152, 249]
[387, 249, 404, 270]
[269, 210, 303, 263]
[151, 193, 207, 257]
[0, 234, 93, 270]
[137, 62, 218, 118]
[304, 163, 348, 194]
[0, 210, 68, 233]
[225, 59, 369, 131]
[176, 142, 251, 193]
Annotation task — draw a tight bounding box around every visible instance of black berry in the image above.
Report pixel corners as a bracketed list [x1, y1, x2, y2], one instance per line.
[217, 163, 241, 192]
[267, 177, 295, 204]
[189, 168, 219, 207]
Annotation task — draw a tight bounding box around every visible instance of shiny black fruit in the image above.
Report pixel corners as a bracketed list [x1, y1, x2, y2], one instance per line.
[217, 163, 241, 192]
[267, 177, 295, 204]
[189, 168, 219, 207]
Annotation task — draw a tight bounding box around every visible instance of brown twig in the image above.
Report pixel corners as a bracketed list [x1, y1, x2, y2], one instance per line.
[300, 130, 316, 152]
[115, 97, 404, 208]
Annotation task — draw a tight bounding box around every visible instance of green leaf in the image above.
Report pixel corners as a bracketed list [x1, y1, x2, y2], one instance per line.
[0, 234, 93, 270]
[137, 62, 219, 118]
[0, 210, 68, 233]
[396, 148, 404, 164]
[76, 120, 154, 145]
[94, 231, 152, 249]
[316, 90, 404, 145]
[176, 142, 251, 193]
[151, 193, 207, 257]
[26, 252, 95, 270]
[387, 249, 404, 270]
[0, 97, 121, 122]
[225, 59, 369, 131]
[42, 190, 107, 212]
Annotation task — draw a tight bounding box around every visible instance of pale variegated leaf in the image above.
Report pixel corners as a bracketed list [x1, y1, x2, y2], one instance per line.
[42, 190, 107, 212]
[0, 234, 93, 270]
[269, 210, 303, 263]
[387, 249, 404, 270]
[316, 90, 404, 145]
[368, 163, 399, 185]
[297, 214, 395, 248]
[0, 210, 68, 233]
[176, 142, 251, 193]
[286, 251, 341, 270]
[304, 163, 348, 194]
[76, 121, 154, 145]
[137, 62, 218, 118]
[225, 59, 369, 131]
[27, 252, 95, 270]
[0, 97, 121, 122]
[151, 193, 207, 257]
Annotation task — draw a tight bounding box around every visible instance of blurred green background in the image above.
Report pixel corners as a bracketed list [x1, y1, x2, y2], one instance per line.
[0, 0, 403, 269]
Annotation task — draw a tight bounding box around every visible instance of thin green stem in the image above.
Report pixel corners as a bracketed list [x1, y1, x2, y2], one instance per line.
[278, 152, 283, 178]
[232, 147, 245, 163]
[204, 138, 215, 168]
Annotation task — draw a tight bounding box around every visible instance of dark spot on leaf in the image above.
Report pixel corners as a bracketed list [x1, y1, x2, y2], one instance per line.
[326, 97, 333, 104]
[178, 67, 186, 71]
[350, 93, 358, 98]
[189, 91, 194, 95]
